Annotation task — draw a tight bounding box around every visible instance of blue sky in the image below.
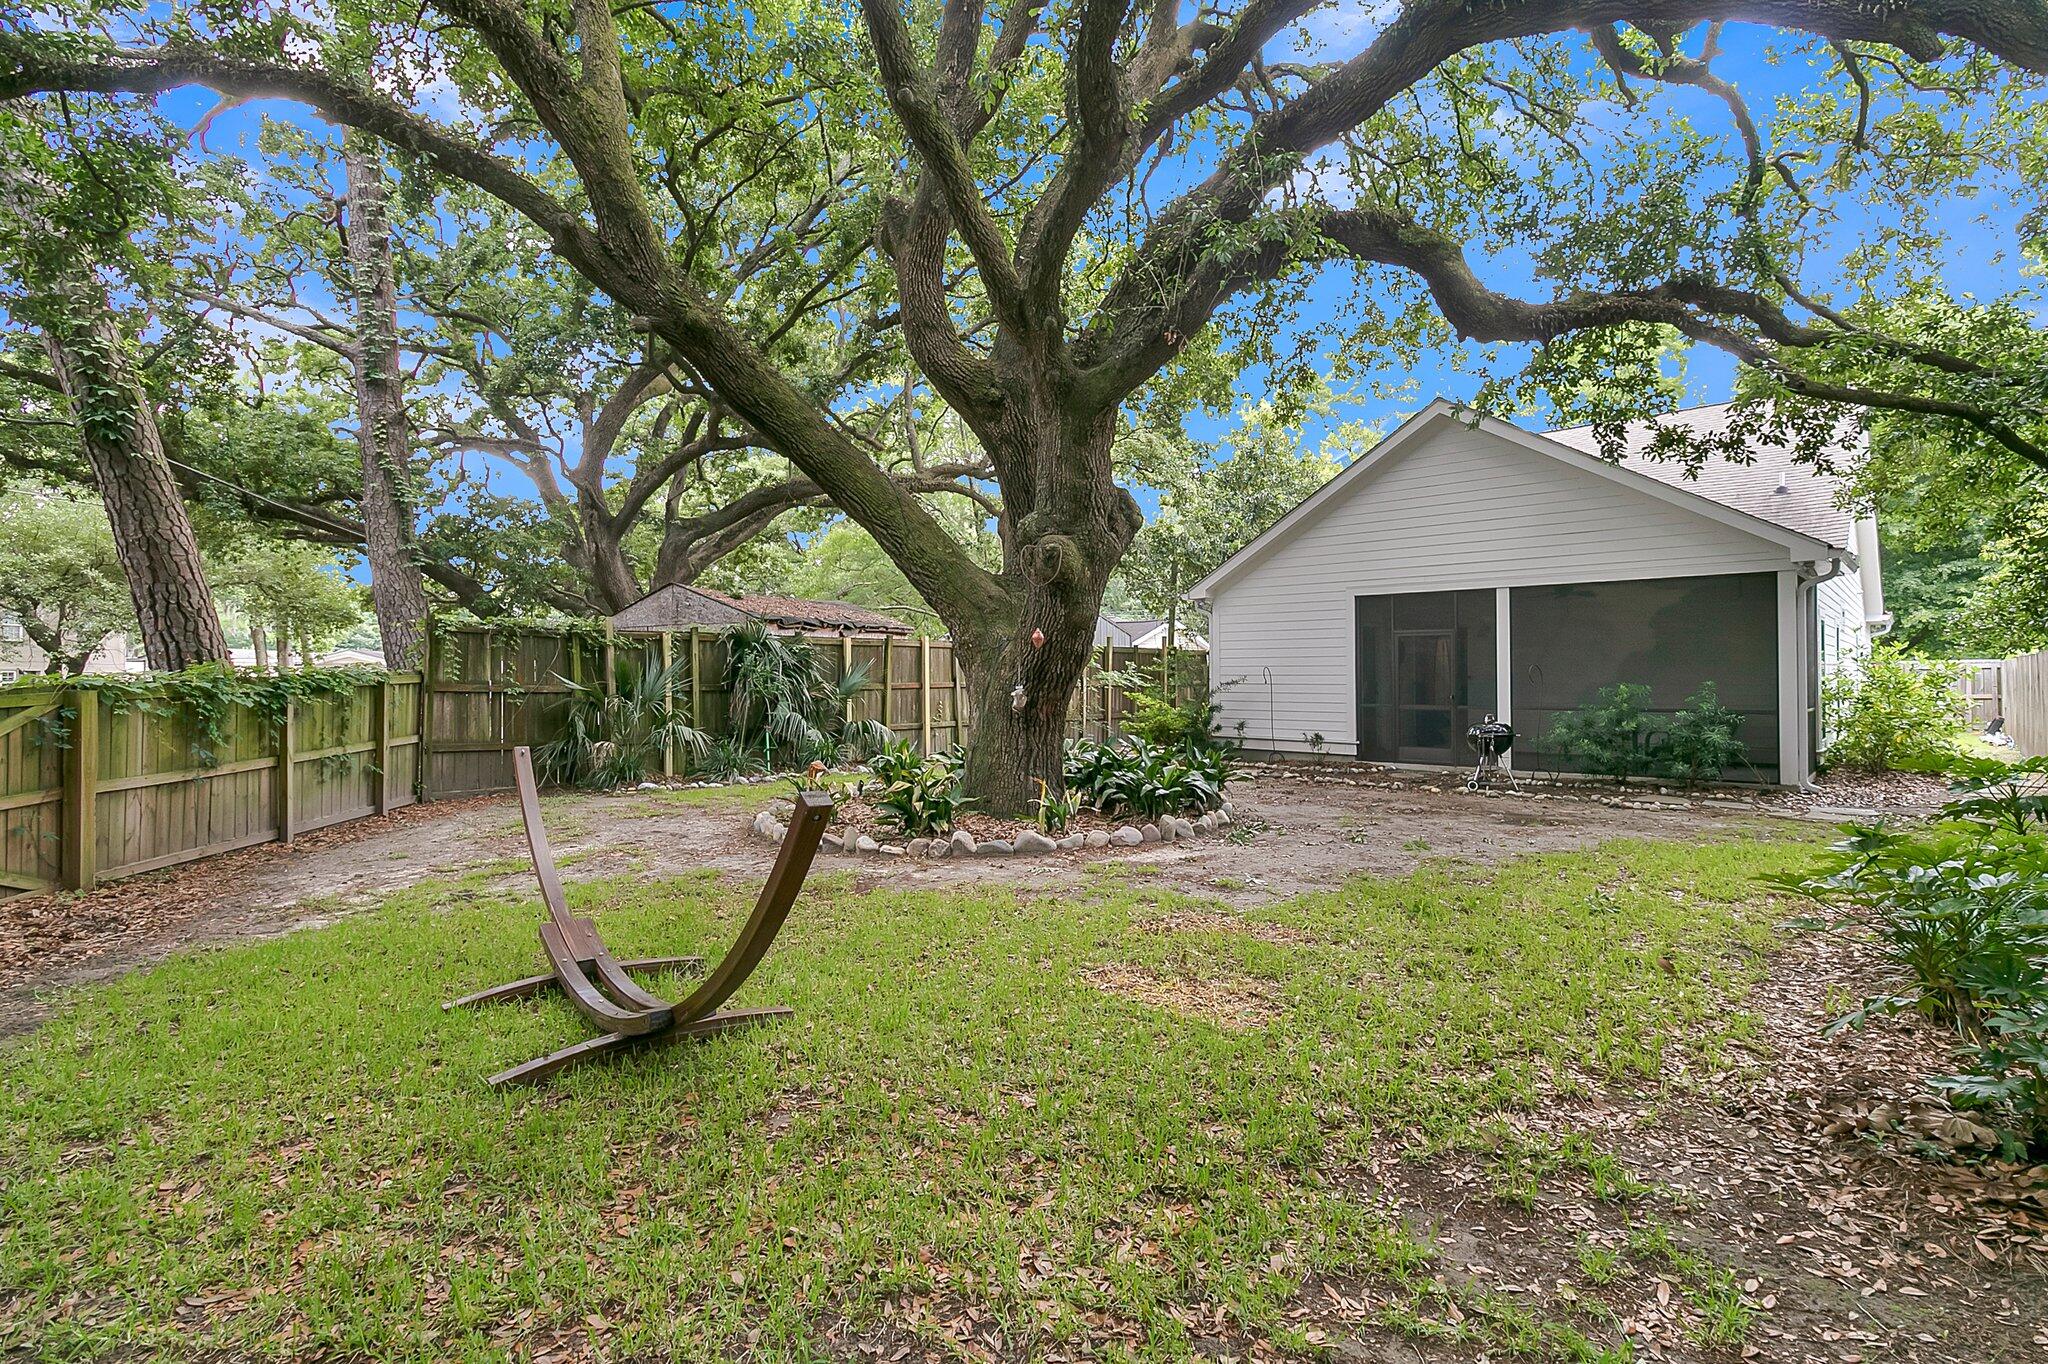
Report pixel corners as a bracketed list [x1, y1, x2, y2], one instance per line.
[135, 11, 2040, 536]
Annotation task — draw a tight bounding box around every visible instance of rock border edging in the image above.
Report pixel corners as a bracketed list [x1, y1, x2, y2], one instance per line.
[749, 799, 1236, 858]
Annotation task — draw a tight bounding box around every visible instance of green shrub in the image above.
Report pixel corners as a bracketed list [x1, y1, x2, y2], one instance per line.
[1655, 682, 1749, 787]
[866, 743, 971, 836]
[1543, 683, 1654, 782]
[1820, 647, 1966, 773]
[534, 657, 708, 789]
[1100, 667, 1231, 753]
[1063, 737, 1228, 819]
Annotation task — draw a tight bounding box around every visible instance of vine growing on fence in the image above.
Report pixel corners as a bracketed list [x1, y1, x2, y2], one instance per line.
[22, 664, 388, 769]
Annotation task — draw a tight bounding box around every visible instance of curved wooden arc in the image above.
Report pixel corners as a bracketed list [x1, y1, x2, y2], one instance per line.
[447, 746, 832, 1086]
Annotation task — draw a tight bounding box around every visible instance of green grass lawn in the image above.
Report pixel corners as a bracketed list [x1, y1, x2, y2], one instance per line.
[0, 834, 1810, 1362]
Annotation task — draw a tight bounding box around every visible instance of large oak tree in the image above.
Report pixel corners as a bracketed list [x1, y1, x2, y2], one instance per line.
[7, 2, 2046, 808]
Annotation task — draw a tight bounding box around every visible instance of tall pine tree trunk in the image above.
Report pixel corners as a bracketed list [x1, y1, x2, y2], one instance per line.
[342, 138, 432, 669]
[40, 302, 230, 673]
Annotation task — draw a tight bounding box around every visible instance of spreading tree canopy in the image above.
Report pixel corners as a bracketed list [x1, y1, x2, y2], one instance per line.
[5, 2, 2045, 808]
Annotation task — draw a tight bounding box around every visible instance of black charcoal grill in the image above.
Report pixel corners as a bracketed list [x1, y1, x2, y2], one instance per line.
[1465, 714, 1518, 791]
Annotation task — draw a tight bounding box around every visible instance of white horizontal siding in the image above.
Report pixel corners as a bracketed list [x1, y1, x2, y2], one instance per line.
[1816, 569, 1871, 676]
[1209, 419, 1800, 752]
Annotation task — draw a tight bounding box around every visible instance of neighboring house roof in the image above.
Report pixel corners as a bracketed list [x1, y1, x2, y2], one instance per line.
[1095, 615, 1162, 645]
[609, 583, 913, 634]
[1191, 399, 1859, 600]
[1543, 403, 1856, 550]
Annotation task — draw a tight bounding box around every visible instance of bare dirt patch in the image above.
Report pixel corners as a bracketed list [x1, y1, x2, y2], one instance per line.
[1141, 907, 1314, 945]
[1083, 961, 1280, 1029]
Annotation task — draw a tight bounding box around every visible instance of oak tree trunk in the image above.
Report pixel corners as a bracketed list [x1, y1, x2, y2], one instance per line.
[342, 139, 433, 669]
[40, 310, 230, 673]
[945, 400, 1138, 815]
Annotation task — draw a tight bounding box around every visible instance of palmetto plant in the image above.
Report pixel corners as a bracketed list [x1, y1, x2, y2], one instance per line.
[725, 621, 893, 770]
[534, 657, 709, 789]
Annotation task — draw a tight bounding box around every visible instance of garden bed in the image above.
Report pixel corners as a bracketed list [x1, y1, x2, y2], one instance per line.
[750, 788, 1235, 856]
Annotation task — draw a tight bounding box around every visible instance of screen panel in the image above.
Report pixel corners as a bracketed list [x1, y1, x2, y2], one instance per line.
[1510, 573, 1778, 780]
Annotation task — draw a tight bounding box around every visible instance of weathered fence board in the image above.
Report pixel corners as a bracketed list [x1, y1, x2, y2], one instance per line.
[0, 673, 421, 895]
[2003, 650, 2048, 758]
[1947, 658, 2005, 730]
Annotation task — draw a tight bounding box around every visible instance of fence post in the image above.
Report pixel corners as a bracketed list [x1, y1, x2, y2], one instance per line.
[689, 627, 704, 740]
[1104, 640, 1115, 739]
[418, 625, 437, 802]
[374, 677, 394, 815]
[60, 689, 98, 891]
[841, 634, 855, 724]
[660, 630, 675, 779]
[276, 700, 298, 845]
[953, 653, 966, 745]
[916, 635, 932, 754]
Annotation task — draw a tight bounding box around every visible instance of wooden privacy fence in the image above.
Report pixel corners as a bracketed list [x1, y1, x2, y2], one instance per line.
[2002, 649, 2048, 758]
[1946, 658, 2005, 730]
[0, 623, 1206, 897]
[0, 673, 420, 895]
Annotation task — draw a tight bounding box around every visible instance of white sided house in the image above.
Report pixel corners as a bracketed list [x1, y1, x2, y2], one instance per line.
[1191, 401, 1890, 786]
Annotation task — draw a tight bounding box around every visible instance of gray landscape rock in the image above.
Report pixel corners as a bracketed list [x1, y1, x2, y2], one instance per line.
[980, 838, 1014, 855]
[855, 834, 881, 854]
[1196, 812, 1217, 833]
[1139, 823, 1161, 843]
[950, 829, 978, 855]
[907, 838, 931, 858]
[1084, 829, 1111, 849]
[1015, 829, 1057, 854]
[1111, 826, 1143, 846]
[1213, 809, 1232, 829]
[1055, 833, 1083, 851]
[878, 844, 905, 857]
[821, 832, 844, 852]
[929, 837, 950, 858]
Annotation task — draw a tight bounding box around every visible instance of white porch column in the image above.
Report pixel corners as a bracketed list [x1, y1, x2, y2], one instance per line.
[1496, 586, 1513, 769]
[1776, 569, 1808, 787]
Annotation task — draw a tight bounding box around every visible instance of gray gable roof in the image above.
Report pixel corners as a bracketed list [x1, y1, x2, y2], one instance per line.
[1543, 403, 1859, 552]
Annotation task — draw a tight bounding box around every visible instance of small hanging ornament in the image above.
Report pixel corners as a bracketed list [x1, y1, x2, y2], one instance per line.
[1029, 628, 1046, 649]
[1010, 682, 1028, 712]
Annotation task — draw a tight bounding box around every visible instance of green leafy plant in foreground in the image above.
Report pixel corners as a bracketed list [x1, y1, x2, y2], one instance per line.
[1777, 789, 2048, 1156]
[867, 742, 971, 836]
[1943, 755, 2048, 836]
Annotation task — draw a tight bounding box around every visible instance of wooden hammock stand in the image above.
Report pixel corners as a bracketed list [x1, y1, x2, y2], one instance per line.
[446, 745, 832, 1086]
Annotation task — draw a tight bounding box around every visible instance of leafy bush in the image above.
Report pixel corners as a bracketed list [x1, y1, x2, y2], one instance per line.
[725, 621, 893, 771]
[867, 743, 971, 836]
[1655, 682, 1748, 787]
[1776, 807, 2048, 1157]
[534, 657, 708, 789]
[1820, 647, 1966, 773]
[1063, 737, 1228, 820]
[1543, 683, 1654, 782]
